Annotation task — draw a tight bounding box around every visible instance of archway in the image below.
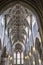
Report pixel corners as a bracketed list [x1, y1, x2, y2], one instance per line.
[0, 1, 42, 65]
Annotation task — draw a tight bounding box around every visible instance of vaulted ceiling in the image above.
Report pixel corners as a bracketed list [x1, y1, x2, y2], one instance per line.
[0, 0, 43, 28]
[2, 4, 32, 44]
[0, 0, 43, 44]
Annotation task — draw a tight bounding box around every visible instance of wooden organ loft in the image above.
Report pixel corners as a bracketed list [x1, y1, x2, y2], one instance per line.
[0, 1, 43, 65]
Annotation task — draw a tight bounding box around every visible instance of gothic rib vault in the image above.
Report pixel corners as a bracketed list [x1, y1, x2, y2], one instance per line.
[3, 3, 34, 45]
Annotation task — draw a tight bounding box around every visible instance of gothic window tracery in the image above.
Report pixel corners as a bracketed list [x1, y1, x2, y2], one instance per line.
[14, 51, 24, 64]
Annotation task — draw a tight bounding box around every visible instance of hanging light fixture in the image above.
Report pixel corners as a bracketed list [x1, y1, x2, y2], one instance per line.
[33, 61, 35, 65]
[38, 59, 41, 64]
[25, 55, 29, 60]
[33, 46, 36, 52]
[29, 52, 32, 56]
[10, 56, 13, 61]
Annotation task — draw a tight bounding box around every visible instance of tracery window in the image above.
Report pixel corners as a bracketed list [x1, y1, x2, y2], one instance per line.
[14, 52, 16, 64]
[14, 52, 24, 64]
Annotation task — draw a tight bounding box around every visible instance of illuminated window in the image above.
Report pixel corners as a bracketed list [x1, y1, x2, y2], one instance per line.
[14, 52, 16, 64]
[17, 52, 20, 64]
[21, 52, 24, 64]
[14, 52, 24, 64]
